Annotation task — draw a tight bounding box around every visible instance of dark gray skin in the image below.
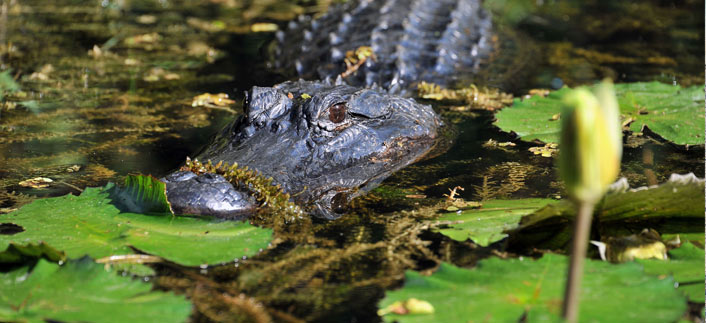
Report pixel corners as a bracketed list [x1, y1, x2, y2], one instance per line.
[164, 0, 491, 219]
[275, 0, 493, 94]
[164, 80, 440, 219]
[162, 171, 257, 218]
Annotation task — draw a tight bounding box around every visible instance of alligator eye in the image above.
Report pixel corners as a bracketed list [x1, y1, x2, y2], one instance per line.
[328, 102, 346, 123]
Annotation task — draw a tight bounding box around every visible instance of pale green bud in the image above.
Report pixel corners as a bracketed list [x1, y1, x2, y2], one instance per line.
[559, 80, 622, 203]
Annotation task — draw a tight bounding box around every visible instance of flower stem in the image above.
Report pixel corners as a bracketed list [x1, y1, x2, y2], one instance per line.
[562, 201, 595, 322]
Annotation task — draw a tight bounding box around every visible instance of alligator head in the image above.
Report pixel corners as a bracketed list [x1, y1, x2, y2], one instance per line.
[164, 80, 440, 219]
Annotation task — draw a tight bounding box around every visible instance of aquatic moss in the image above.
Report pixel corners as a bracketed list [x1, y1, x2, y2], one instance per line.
[152, 209, 454, 322]
[417, 81, 513, 111]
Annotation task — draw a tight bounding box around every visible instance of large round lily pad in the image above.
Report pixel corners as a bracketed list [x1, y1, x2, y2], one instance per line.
[379, 254, 687, 322]
[0, 184, 272, 266]
[495, 82, 704, 145]
[0, 258, 191, 323]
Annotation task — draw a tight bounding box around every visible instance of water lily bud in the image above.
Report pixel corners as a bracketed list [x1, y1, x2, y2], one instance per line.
[559, 81, 622, 203]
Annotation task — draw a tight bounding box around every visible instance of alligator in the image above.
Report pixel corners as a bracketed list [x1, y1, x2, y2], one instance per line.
[163, 0, 493, 219]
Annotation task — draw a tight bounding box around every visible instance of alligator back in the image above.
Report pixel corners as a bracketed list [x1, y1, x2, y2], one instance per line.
[274, 0, 493, 94]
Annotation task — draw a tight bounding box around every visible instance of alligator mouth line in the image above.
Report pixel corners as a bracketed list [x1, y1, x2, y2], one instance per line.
[415, 119, 453, 162]
[371, 134, 439, 164]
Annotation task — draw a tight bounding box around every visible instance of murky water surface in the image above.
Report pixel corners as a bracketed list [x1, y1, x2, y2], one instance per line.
[0, 0, 703, 321]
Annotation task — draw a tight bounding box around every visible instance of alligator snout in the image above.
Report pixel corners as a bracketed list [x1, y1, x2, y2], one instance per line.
[162, 171, 256, 219]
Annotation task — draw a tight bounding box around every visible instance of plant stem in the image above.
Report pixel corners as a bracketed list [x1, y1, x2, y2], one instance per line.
[562, 201, 595, 322]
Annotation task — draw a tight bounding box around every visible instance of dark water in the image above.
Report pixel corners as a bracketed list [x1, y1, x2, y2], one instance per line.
[0, 0, 703, 321]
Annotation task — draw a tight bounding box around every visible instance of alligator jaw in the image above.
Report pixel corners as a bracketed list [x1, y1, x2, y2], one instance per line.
[162, 171, 256, 219]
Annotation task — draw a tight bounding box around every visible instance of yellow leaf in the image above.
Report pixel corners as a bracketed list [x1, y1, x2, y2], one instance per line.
[250, 23, 278, 33]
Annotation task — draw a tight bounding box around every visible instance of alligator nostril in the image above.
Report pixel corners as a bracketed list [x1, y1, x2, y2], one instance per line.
[331, 192, 348, 213]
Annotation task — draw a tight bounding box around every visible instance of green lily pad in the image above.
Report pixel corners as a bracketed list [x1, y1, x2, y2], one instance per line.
[0, 242, 65, 264]
[379, 254, 687, 322]
[111, 175, 173, 214]
[638, 242, 705, 302]
[616, 82, 704, 145]
[510, 174, 704, 250]
[0, 69, 20, 101]
[0, 258, 191, 323]
[0, 240, 155, 277]
[436, 199, 558, 246]
[495, 82, 705, 145]
[0, 184, 272, 266]
[495, 87, 570, 143]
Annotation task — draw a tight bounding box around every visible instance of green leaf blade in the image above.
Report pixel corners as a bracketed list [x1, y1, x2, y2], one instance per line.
[436, 199, 558, 246]
[615, 82, 704, 145]
[0, 258, 191, 323]
[0, 184, 272, 266]
[495, 89, 570, 143]
[124, 215, 272, 266]
[379, 255, 687, 323]
[638, 242, 705, 301]
[113, 175, 173, 214]
[494, 82, 704, 145]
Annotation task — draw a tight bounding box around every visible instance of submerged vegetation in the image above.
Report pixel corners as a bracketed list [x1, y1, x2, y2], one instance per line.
[0, 0, 704, 322]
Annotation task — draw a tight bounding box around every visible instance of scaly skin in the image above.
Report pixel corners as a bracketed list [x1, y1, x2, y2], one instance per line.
[275, 0, 493, 94]
[164, 0, 492, 219]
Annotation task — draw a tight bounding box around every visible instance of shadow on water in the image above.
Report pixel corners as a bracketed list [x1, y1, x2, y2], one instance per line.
[0, 0, 703, 322]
